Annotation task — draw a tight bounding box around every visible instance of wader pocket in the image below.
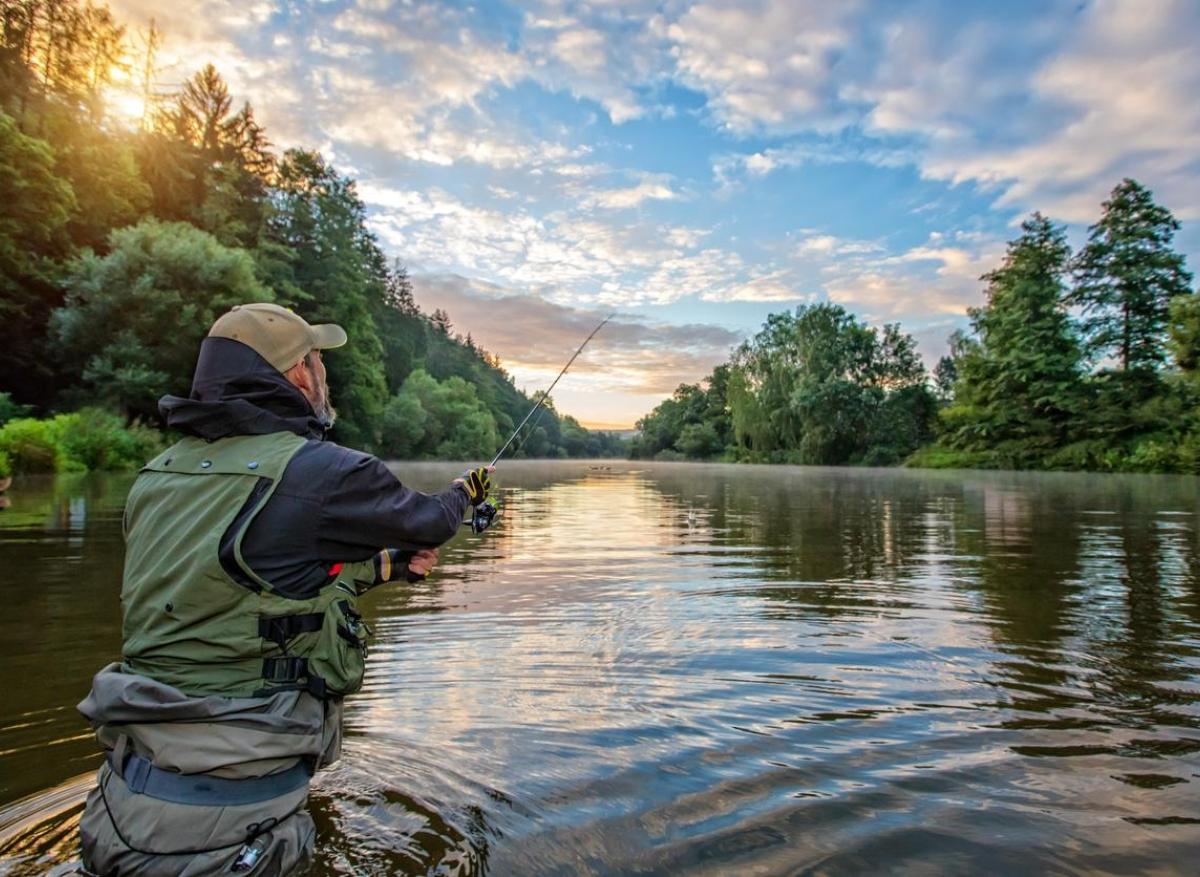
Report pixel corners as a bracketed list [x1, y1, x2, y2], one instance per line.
[305, 599, 370, 697]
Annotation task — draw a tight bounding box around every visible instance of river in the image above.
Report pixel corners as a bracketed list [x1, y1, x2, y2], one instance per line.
[0, 461, 1198, 875]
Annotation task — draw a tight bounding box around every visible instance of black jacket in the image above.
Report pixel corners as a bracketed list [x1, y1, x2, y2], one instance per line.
[159, 337, 470, 598]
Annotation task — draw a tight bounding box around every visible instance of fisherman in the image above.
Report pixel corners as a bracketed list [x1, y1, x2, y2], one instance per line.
[77, 302, 493, 876]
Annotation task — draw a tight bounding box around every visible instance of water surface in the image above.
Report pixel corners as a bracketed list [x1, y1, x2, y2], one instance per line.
[1, 461, 1198, 875]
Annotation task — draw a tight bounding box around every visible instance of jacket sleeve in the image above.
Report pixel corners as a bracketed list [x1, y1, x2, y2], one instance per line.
[315, 451, 471, 556]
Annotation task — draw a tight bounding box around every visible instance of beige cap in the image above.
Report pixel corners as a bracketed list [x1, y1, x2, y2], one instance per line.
[208, 302, 347, 372]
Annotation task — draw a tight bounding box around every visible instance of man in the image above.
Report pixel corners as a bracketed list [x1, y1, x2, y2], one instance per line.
[78, 303, 493, 876]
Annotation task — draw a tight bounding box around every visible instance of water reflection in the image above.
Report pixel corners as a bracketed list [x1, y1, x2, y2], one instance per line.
[1, 463, 1198, 875]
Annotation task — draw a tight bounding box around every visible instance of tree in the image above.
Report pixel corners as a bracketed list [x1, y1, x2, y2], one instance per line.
[158, 64, 273, 246]
[381, 369, 498, 460]
[52, 219, 270, 418]
[942, 214, 1080, 459]
[1071, 179, 1193, 372]
[0, 109, 75, 406]
[266, 148, 389, 449]
[1169, 291, 1200, 375]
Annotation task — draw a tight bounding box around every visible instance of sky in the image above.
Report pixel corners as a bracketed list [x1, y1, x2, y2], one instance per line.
[107, 0, 1200, 429]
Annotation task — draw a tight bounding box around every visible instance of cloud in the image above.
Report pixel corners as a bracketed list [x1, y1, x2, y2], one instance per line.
[578, 175, 680, 210]
[667, 0, 862, 133]
[794, 233, 883, 259]
[522, 3, 671, 124]
[409, 274, 743, 399]
[857, 0, 1200, 221]
[360, 183, 755, 307]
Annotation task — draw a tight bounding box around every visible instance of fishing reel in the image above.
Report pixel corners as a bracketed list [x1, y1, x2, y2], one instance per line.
[470, 499, 499, 534]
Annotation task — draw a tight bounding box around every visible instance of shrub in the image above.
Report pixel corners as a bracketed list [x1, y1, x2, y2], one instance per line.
[0, 418, 64, 473]
[0, 449, 11, 480]
[49, 408, 163, 471]
[904, 446, 1000, 470]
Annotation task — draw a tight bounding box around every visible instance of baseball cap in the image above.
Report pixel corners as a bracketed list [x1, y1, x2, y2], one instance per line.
[208, 303, 347, 372]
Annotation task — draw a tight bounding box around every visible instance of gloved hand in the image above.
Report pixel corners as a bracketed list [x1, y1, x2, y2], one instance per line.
[456, 466, 492, 504]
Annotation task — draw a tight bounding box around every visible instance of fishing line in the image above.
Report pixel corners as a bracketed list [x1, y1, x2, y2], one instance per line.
[466, 313, 615, 534]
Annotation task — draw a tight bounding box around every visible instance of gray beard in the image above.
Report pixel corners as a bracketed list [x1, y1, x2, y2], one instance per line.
[313, 383, 337, 428]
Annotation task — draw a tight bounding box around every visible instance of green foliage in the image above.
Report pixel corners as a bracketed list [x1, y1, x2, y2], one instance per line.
[49, 408, 164, 471]
[1071, 179, 1192, 372]
[52, 219, 270, 418]
[0, 110, 76, 405]
[378, 369, 498, 460]
[0, 408, 162, 477]
[904, 446, 1001, 470]
[635, 304, 934, 466]
[1168, 291, 1200, 374]
[0, 449, 10, 480]
[940, 214, 1081, 457]
[0, 418, 65, 473]
[266, 149, 388, 449]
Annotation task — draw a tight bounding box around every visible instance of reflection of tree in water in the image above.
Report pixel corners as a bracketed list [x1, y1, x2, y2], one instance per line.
[1087, 497, 1200, 734]
[946, 473, 1200, 735]
[953, 480, 1086, 651]
[0, 472, 134, 803]
[640, 466, 948, 621]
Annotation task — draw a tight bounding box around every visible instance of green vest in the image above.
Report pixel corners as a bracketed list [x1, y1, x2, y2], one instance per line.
[120, 431, 371, 699]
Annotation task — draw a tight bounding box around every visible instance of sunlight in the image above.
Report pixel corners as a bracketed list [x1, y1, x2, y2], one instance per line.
[106, 90, 145, 125]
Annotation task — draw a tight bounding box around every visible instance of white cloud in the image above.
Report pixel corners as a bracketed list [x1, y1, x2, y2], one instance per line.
[702, 269, 808, 303]
[861, 0, 1200, 221]
[579, 178, 679, 210]
[667, 0, 862, 133]
[794, 233, 883, 259]
[360, 184, 749, 307]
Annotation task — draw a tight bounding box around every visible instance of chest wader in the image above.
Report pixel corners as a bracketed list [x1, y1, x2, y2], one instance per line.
[80, 432, 374, 877]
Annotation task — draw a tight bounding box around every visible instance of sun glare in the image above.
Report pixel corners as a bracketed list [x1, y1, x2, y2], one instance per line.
[107, 91, 146, 124]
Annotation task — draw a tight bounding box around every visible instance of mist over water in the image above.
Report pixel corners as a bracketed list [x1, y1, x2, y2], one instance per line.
[1, 461, 1199, 875]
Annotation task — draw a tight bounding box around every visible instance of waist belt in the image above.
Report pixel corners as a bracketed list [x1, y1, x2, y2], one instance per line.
[108, 750, 313, 806]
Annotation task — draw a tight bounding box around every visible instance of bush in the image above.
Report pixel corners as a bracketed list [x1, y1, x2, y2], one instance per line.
[0, 410, 164, 476]
[0, 418, 64, 473]
[904, 446, 1000, 470]
[48, 408, 161, 471]
[0, 448, 11, 480]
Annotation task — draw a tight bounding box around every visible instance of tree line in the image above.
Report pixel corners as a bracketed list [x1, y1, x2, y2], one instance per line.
[633, 179, 1198, 473]
[0, 0, 624, 467]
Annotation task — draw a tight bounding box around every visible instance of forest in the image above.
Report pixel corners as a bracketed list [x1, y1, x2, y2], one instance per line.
[0, 0, 623, 478]
[632, 183, 1199, 473]
[3, 1, 1198, 478]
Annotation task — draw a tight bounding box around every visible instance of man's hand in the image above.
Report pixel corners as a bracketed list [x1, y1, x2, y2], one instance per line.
[455, 466, 493, 504]
[405, 548, 439, 583]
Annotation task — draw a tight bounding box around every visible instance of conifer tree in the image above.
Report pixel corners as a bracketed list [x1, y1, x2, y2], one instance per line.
[1071, 178, 1193, 372]
[943, 214, 1080, 458]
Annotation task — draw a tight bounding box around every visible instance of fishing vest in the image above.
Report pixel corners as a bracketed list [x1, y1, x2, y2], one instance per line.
[120, 431, 371, 700]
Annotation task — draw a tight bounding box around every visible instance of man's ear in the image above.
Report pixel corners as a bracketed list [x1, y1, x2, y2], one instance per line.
[285, 358, 313, 396]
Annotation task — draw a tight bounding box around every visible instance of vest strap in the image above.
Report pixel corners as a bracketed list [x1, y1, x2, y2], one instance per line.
[107, 751, 313, 806]
[260, 656, 328, 699]
[258, 613, 324, 647]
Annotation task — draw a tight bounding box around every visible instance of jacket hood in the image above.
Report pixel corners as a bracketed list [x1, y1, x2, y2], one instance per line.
[160, 336, 326, 441]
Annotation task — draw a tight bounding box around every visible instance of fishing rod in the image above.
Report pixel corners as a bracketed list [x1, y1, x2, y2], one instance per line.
[468, 313, 615, 534]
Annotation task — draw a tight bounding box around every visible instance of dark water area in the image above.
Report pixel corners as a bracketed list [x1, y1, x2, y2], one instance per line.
[1, 461, 1198, 875]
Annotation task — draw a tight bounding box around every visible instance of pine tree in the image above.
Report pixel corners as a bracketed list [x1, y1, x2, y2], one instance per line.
[1071, 178, 1193, 372]
[943, 214, 1081, 459]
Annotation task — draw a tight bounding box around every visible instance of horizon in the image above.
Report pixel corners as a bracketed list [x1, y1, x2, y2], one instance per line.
[103, 0, 1199, 429]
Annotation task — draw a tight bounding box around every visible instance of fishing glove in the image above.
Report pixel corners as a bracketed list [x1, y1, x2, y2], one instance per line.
[458, 466, 492, 504]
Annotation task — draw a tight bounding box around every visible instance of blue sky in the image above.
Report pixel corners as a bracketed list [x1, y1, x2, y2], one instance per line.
[110, 0, 1200, 427]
